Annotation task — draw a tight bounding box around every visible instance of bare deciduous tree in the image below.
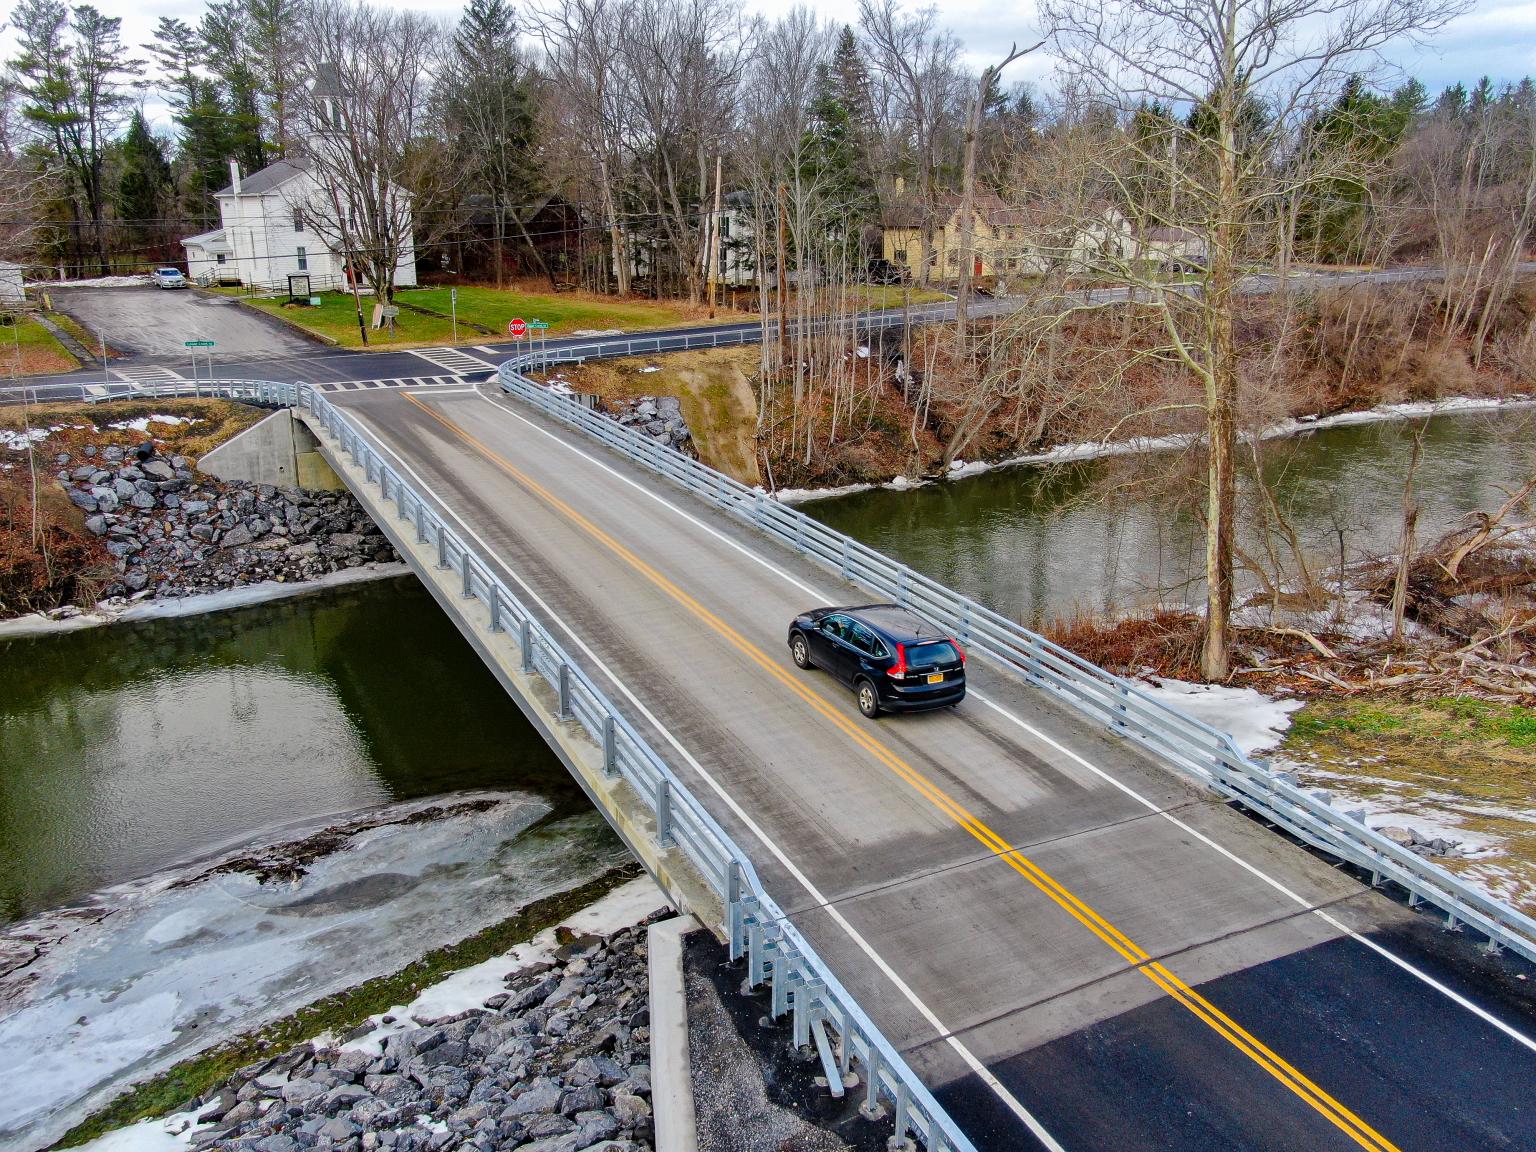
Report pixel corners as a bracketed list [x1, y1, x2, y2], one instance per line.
[293, 0, 455, 331]
[1042, 0, 1469, 679]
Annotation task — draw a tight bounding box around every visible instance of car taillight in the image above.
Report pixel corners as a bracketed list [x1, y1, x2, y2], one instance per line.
[887, 643, 906, 678]
[953, 641, 966, 664]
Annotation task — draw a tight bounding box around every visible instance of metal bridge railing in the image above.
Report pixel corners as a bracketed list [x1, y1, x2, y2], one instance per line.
[0, 377, 301, 407]
[291, 381, 977, 1152]
[495, 355, 1536, 969]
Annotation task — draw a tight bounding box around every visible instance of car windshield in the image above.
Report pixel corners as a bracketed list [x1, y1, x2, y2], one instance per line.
[905, 641, 960, 669]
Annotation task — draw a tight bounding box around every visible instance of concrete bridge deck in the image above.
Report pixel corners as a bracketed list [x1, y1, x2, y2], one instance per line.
[323, 382, 1536, 1152]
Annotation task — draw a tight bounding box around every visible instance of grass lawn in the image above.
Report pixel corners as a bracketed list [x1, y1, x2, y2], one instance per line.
[0, 316, 80, 377]
[1282, 693, 1536, 914]
[243, 286, 715, 350]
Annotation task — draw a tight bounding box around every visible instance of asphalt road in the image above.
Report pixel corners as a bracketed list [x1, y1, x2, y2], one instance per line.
[48, 285, 320, 362]
[328, 383, 1536, 1152]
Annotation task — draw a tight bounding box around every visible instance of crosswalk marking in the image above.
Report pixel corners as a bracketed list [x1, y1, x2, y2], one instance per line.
[408, 346, 496, 374]
[314, 374, 473, 394]
[113, 365, 187, 385]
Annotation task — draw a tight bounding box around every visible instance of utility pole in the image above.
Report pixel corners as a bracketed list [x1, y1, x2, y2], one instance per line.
[776, 184, 789, 370]
[706, 155, 723, 319]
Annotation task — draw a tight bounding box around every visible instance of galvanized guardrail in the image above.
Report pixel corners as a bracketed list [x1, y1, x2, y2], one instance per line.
[284, 380, 976, 1152]
[0, 377, 298, 406]
[494, 351, 1536, 968]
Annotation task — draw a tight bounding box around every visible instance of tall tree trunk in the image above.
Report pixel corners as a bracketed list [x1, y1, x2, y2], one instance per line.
[1201, 119, 1239, 682]
[599, 156, 628, 297]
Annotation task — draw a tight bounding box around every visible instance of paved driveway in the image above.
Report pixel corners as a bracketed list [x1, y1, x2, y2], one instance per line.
[50, 286, 319, 362]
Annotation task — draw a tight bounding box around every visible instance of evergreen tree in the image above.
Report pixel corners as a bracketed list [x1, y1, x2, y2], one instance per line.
[246, 0, 305, 156]
[199, 1, 265, 173]
[827, 27, 876, 189]
[114, 109, 170, 257]
[10, 0, 140, 274]
[438, 0, 543, 285]
[146, 16, 229, 227]
[1436, 82, 1468, 118]
[802, 59, 874, 218]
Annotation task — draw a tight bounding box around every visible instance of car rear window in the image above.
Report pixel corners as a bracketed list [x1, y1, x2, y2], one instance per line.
[906, 641, 960, 669]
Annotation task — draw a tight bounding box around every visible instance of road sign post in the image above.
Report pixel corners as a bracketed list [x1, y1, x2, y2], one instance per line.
[185, 339, 215, 397]
[450, 287, 458, 342]
[529, 319, 550, 368]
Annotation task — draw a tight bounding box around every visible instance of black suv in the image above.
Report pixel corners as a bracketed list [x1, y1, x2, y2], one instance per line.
[787, 604, 966, 718]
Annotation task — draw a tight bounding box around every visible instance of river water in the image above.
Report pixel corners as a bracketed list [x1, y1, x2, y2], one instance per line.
[0, 576, 603, 924]
[810, 409, 1536, 626]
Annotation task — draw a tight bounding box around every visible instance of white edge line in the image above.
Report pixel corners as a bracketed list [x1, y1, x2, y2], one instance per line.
[342, 398, 1068, 1152]
[465, 388, 1536, 1058]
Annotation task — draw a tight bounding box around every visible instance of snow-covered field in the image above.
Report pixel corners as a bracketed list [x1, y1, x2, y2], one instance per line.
[0, 795, 624, 1152]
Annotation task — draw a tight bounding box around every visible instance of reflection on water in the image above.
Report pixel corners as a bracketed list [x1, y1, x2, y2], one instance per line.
[809, 411, 1536, 626]
[0, 576, 576, 922]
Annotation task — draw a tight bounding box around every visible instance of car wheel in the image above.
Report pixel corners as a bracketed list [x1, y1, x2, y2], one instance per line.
[790, 633, 812, 669]
[856, 678, 881, 719]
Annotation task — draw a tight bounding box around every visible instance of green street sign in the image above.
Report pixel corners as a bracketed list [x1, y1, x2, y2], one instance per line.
[529, 319, 550, 329]
[184, 340, 215, 347]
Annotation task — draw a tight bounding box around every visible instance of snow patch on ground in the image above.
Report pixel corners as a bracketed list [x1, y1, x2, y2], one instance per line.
[638, 365, 661, 373]
[74, 1110, 200, 1152]
[51, 275, 152, 288]
[0, 562, 411, 639]
[1134, 675, 1304, 756]
[570, 329, 624, 338]
[343, 876, 665, 1054]
[0, 428, 50, 450]
[106, 415, 199, 433]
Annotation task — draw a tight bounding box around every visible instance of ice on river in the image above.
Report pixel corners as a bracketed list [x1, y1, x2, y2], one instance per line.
[0, 793, 624, 1152]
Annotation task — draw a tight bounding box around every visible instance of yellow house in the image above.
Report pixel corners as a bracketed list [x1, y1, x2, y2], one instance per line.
[881, 193, 1046, 281]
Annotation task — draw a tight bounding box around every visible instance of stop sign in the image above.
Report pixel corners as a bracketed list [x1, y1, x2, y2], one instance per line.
[508, 318, 528, 339]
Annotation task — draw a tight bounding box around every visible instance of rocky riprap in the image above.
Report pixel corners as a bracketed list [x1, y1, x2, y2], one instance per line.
[51, 444, 399, 599]
[606, 397, 691, 453]
[178, 918, 663, 1152]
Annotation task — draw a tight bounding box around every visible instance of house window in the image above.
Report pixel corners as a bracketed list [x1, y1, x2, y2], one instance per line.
[719, 215, 730, 239]
[293, 210, 305, 232]
[297, 247, 308, 271]
[894, 249, 908, 262]
[216, 254, 227, 265]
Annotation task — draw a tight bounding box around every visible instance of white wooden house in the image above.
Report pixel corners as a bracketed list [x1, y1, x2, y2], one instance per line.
[182, 157, 417, 291]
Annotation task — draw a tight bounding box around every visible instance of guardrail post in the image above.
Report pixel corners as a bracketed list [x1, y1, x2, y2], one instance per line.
[1115, 684, 1129, 731]
[414, 501, 427, 544]
[794, 979, 823, 1048]
[520, 620, 534, 673]
[602, 715, 618, 777]
[436, 527, 449, 570]
[861, 1051, 883, 1119]
[772, 946, 798, 1020]
[461, 559, 474, 599]
[488, 584, 503, 633]
[656, 778, 676, 847]
[557, 664, 573, 718]
[727, 863, 745, 959]
[896, 568, 909, 606]
[840, 538, 851, 579]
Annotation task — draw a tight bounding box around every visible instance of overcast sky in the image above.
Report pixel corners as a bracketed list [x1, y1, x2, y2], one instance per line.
[4, 0, 1534, 132]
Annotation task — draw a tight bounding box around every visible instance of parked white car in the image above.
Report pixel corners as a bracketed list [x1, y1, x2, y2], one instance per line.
[152, 267, 188, 289]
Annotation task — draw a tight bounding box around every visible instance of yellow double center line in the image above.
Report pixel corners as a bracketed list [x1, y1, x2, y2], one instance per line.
[404, 391, 1401, 1152]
